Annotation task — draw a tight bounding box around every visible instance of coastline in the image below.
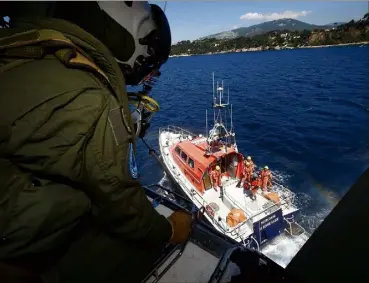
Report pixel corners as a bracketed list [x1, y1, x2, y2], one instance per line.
[169, 41, 369, 58]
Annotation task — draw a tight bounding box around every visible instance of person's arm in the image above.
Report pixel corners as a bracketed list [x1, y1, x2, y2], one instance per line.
[15, 86, 172, 246]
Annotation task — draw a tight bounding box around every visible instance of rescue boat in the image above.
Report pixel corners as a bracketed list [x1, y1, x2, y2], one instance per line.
[158, 73, 305, 250]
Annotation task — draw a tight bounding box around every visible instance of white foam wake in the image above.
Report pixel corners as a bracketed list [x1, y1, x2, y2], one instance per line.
[260, 169, 333, 267]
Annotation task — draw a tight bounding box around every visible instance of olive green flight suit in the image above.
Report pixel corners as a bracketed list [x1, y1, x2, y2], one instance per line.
[0, 17, 172, 283]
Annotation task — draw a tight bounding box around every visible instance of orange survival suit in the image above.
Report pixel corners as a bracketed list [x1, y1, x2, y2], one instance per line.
[243, 162, 253, 183]
[210, 167, 222, 191]
[261, 168, 272, 191]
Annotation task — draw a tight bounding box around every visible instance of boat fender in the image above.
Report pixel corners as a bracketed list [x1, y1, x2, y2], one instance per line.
[205, 205, 215, 218]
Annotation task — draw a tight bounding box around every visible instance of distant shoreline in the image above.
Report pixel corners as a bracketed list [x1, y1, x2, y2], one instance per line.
[298, 41, 369, 49]
[169, 41, 369, 58]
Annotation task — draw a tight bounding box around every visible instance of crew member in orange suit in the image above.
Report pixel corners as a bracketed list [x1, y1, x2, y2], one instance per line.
[246, 156, 255, 173]
[243, 161, 253, 183]
[236, 160, 251, 188]
[250, 173, 260, 200]
[261, 166, 272, 191]
[210, 165, 222, 192]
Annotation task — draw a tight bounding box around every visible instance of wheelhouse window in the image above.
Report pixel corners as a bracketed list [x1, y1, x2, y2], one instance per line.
[181, 151, 188, 161]
[188, 158, 194, 168]
[175, 146, 181, 155]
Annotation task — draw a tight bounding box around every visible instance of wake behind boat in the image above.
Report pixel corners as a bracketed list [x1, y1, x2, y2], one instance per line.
[158, 73, 306, 250]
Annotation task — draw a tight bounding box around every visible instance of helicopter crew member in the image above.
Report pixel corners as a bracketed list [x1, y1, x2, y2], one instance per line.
[0, 2, 192, 282]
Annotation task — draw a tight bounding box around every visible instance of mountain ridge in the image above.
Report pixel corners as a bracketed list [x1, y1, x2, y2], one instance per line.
[199, 19, 344, 40]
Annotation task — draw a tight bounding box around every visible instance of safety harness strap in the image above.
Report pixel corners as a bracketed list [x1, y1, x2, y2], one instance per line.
[0, 28, 160, 119]
[0, 29, 110, 85]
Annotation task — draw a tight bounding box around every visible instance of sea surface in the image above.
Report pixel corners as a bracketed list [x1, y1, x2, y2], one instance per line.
[129, 45, 369, 267]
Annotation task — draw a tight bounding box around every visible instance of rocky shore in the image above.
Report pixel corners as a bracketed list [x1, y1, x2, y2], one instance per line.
[169, 41, 369, 58]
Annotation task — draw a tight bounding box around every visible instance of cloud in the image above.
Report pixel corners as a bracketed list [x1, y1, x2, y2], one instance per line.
[232, 24, 240, 29]
[240, 10, 312, 21]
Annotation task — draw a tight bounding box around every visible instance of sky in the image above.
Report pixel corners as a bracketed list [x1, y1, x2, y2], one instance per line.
[151, 1, 369, 43]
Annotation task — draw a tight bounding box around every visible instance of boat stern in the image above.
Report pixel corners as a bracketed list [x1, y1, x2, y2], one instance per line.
[253, 208, 285, 247]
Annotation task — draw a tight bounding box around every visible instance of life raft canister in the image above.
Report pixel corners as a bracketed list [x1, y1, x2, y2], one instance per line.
[226, 208, 247, 228]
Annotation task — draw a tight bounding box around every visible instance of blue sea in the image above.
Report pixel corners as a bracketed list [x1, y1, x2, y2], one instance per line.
[130, 45, 369, 266]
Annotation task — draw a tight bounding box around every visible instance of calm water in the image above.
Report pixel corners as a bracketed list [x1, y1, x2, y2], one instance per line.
[130, 45, 369, 266]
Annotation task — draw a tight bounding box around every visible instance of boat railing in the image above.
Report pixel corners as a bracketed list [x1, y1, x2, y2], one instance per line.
[159, 125, 197, 139]
[222, 187, 293, 231]
[271, 180, 298, 211]
[184, 182, 254, 238]
[175, 174, 226, 230]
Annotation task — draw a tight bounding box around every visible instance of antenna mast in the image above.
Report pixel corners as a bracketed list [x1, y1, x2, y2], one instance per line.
[214, 80, 218, 122]
[206, 109, 208, 140]
[228, 86, 230, 105]
[230, 104, 233, 133]
[212, 72, 214, 106]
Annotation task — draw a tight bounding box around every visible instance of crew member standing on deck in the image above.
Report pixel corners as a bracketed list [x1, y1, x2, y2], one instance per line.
[246, 156, 255, 173]
[250, 173, 260, 200]
[261, 166, 273, 191]
[243, 161, 253, 183]
[211, 165, 222, 192]
[243, 180, 251, 195]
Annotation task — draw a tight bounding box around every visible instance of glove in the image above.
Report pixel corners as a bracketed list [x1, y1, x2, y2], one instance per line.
[167, 210, 192, 244]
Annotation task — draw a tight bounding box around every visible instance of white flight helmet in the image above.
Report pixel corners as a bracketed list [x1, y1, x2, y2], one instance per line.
[48, 1, 171, 85]
[97, 1, 171, 85]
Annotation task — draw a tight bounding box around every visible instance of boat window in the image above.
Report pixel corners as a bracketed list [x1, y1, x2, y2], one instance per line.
[181, 151, 188, 161]
[175, 146, 181, 155]
[188, 158, 195, 168]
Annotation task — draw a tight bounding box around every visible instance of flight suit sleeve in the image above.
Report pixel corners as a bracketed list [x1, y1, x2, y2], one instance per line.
[15, 86, 172, 247]
[80, 90, 173, 246]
